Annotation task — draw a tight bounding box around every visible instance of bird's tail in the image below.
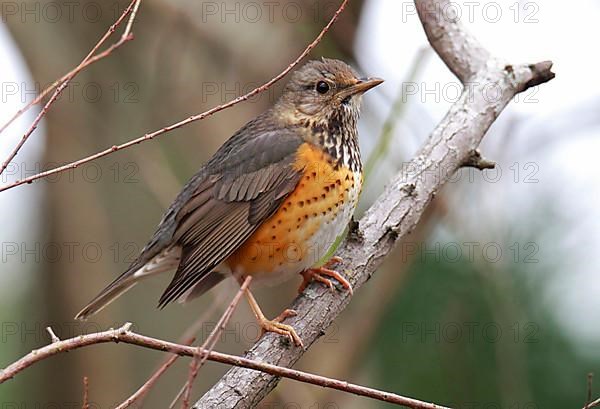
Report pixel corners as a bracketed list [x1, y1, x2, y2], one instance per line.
[74, 278, 137, 320]
[75, 246, 182, 321]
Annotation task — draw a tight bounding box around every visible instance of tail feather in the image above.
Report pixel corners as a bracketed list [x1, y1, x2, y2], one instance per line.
[75, 246, 182, 320]
[75, 280, 137, 320]
[177, 270, 227, 304]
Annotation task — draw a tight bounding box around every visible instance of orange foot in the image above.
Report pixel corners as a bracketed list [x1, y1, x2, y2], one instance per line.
[298, 256, 353, 295]
[258, 309, 303, 347]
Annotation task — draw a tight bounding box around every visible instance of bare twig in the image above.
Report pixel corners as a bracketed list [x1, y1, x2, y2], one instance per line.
[0, 2, 141, 139]
[585, 373, 599, 409]
[115, 295, 224, 409]
[82, 376, 90, 409]
[0, 324, 448, 409]
[45, 326, 60, 343]
[586, 397, 600, 409]
[179, 276, 252, 409]
[588, 373, 594, 408]
[115, 341, 194, 409]
[462, 149, 496, 170]
[0, 0, 349, 193]
[195, 0, 554, 406]
[0, 0, 141, 176]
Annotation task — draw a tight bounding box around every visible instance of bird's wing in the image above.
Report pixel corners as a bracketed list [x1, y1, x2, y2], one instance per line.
[157, 126, 305, 306]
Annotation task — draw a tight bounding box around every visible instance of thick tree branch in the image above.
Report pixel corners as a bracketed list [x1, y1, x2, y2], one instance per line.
[415, 0, 489, 82]
[194, 0, 555, 407]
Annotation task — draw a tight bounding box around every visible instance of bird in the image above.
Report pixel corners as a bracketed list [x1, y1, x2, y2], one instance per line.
[75, 58, 383, 347]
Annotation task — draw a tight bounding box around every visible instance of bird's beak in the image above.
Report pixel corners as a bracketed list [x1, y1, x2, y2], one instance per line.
[338, 77, 384, 100]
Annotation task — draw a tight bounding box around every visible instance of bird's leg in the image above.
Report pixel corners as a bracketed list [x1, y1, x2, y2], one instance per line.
[238, 277, 303, 348]
[298, 256, 353, 295]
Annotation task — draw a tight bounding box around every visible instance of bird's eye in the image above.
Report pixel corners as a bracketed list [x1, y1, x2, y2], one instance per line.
[316, 81, 330, 94]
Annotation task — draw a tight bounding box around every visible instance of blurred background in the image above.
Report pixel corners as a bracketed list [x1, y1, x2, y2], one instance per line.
[1, 0, 599, 407]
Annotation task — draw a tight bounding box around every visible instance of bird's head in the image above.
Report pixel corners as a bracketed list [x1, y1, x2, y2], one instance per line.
[275, 58, 383, 126]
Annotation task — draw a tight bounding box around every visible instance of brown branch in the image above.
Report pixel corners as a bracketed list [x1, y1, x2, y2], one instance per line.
[0, 323, 447, 409]
[194, 0, 555, 407]
[45, 326, 60, 343]
[0, 0, 349, 193]
[114, 295, 224, 409]
[585, 373, 599, 409]
[0, 1, 140, 139]
[82, 376, 90, 409]
[586, 397, 600, 409]
[115, 349, 184, 409]
[0, 0, 141, 176]
[180, 276, 252, 409]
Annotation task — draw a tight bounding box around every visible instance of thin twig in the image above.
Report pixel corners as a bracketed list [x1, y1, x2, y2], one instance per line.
[179, 276, 252, 409]
[123, 0, 142, 35]
[0, 0, 348, 193]
[0, 0, 141, 176]
[82, 376, 90, 409]
[588, 373, 594, 408]
[114, 295, 224, 409]
[0, 324, 448, 409]
[586, 397, 600, 409]
[462, 149, 496, 170]
[0, 3, 141, 139]
[166, 299, 224, 409]
[115, 341, 194, 409]
[45, 326, 60, 343]
[585, 373, 598, 409]
[169, 384, 185, 408]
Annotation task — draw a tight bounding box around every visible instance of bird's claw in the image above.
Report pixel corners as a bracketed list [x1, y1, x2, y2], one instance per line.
[258, 315, 303, 348]
[298, 257, 353, 295]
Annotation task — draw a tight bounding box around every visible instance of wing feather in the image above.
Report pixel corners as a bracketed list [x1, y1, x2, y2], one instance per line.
[157, 126, 305, 306]
[76, 114, 307, 318]
[159, 203, 253, 306]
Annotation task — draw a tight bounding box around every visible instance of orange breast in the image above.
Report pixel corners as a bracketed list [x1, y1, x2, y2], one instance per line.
[225, 142, 361, 279]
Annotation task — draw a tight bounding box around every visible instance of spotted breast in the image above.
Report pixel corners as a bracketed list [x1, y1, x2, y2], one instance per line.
[225, 142, 362, 281]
